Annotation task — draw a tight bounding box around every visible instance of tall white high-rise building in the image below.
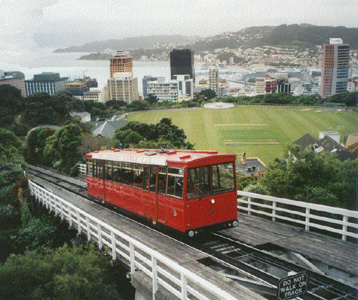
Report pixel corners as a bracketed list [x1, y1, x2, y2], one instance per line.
[108, 72, 138, 103]
[209, 66, 219, 96]
[320, 38, 350, 98]
[173, 74, 193, 100]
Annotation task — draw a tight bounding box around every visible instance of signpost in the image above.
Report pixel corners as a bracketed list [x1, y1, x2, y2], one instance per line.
[278, 272, 309, 300]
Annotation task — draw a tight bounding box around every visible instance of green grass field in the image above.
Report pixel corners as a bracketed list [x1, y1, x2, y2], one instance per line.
[128, 106, 358, 164]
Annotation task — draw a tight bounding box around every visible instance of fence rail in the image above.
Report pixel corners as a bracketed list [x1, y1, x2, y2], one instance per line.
[29, 180, 238, 300]
[237, 191, 358, 241]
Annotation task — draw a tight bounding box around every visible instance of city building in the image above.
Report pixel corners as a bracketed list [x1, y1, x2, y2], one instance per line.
[110, 51, 133, 78]
[264, 75, 277, 94]
[293, 132, 354, 161]
[0, 70, 26, 96]
[277, 79, 292, 93]
[83, 88, 105, 102]
[348, 78, 358, 92]
[65, 77, 98, 100]
[108, 72, 138, 103]
[173, 74, 193, 100]
[170, 49, 195, 83]
[209, 66, 219, 96]
[237, 154, 266, 177]
[25, 72, 68, 96]
[320, 38, 350, 98]
[142, 75, 158, 98]
[147, 78, 179, 102]
[255, 78, 266, 95]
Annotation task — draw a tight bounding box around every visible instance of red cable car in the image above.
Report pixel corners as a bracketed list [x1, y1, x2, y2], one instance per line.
[86, 149, 238, 236]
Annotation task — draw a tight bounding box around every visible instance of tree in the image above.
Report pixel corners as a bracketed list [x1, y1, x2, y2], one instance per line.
[14, 203, 57, 251]
[78, 135, 115, 156]
[0, 245, 121, 300]
[24, 93, 59, 126]
[25, 127, 57, 164]
[0, 128, 22, 149]
[0, 85, 24, 127]
[54, 124, 84, 173]
[105, 100, 127, 110]
[145, 94, 159, 106]
[127, 100, 150, 111]
[114, 118, 194, 150]
[262, 146, 357, 209]
[199, 89, 216, 100]
[24, 92, 86, 127]
[50, 91, 85, 118]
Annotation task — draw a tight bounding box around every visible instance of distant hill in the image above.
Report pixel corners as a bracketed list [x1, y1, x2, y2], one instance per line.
[54, 35, 201, 53]
[56, 24, 358, 58]
[189, 24, 358, 52]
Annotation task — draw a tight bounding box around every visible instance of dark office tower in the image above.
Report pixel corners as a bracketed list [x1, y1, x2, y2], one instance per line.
[170, 49, 195, 83]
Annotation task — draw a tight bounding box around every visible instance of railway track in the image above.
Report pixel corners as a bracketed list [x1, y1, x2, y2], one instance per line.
[27, 165, 358, 300]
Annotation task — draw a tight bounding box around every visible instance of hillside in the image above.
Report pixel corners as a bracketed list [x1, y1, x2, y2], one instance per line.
[54, 35, 201, 53]
[55, 24, 358, 55]
[190, 24, 358, 52]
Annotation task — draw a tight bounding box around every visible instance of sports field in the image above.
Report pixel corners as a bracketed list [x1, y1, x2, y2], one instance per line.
[129, 106, 358, 164]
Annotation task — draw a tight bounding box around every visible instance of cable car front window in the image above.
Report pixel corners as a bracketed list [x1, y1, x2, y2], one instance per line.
[187, 166, 210, 199]
[212, 163, 235, 194]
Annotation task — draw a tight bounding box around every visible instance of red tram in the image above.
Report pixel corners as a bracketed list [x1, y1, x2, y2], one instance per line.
[86, 149, 238, 236]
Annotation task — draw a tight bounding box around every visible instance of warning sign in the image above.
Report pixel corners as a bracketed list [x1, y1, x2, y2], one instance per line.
[277, 272, 309, 300]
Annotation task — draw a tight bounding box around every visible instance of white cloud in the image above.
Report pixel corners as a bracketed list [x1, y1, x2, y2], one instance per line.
[0, 0, 357, 65]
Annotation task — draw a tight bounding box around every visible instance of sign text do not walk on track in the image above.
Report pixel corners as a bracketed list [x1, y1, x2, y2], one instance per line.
[278, 272, 309, 300]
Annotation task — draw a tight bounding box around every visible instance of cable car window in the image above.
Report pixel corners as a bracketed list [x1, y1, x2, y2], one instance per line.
[97, 160, 104, 179]
[167, 167, 184, 198]
[93, 160, 97, 177]
[132, 164, 143, 188]
[143, 165, 149, 190]
[187, 166, 210, 199]
[158, 167, 167, 194]
[122, 163, 132, 185]
[105, 161, 113, 181]
[149, 166, 156, 192]
[212, 163, 235, 194]
[86, 160, 94, 177]
[112, 162, 121, 183]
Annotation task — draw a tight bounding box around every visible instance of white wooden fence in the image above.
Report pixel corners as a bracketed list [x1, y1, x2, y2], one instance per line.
[237, 191, 358, 241]
[78, 164, 86, 175]
[78, 163, 358, 242]
[29, 180, 239, 300]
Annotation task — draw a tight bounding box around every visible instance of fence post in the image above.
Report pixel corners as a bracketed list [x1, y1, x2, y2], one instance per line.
[342, 215, 348, 241]
[181, 273, 188, 300]
[130, 242, 135, 275]
[60, 202, 64, 221]
[77, 211, 82, 234]
[152, 256, 158, 300]
[111, 231, 117, 260]
[86, 216, 91, 241]
[248, 197, 252, 215]
[305, 208, 310, 231]
[272, 201, 277, 221]
[97, 224, 103, 249]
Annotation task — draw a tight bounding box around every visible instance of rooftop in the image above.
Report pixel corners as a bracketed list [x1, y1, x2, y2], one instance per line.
[26, 72, 68, 82]
[86, 149, 236, 167]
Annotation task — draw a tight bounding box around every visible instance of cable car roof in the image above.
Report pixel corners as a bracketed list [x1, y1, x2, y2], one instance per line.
[86, 149, 236, 167]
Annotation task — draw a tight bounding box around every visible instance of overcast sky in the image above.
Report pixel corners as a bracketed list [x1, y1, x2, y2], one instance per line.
[0, 0, 357, 64]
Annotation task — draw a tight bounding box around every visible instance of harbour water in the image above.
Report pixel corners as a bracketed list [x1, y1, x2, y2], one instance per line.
[0, 50, 249, 93]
